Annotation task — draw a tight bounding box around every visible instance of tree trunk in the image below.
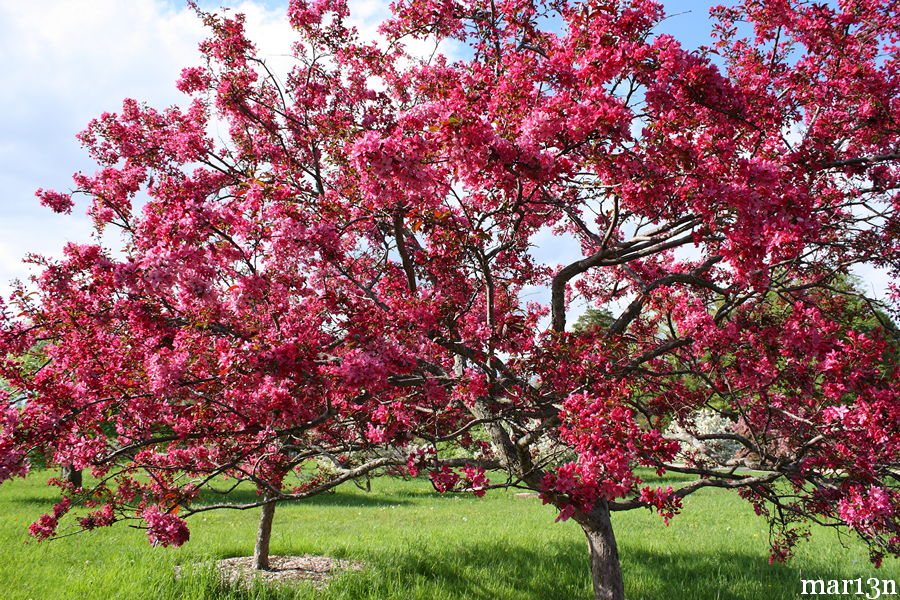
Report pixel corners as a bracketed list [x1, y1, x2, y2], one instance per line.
[579, 500, 625, 600]
[253, 497, 276, 570]
[59, 464, 82, 488]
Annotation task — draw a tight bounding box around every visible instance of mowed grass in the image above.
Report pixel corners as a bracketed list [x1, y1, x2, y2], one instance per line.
[0, 470, 896, 600]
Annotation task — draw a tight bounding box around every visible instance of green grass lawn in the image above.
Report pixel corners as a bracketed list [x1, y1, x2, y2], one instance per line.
[0, 470, 896, 600]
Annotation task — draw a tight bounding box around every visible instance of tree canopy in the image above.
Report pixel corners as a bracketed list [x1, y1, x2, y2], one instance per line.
[1, 1, 898, 598]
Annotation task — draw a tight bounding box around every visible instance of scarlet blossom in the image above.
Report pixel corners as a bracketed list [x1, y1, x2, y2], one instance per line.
[34, 189, 74, 214]
[78, 505, 116, 530]
[1, 1, 898, 598]
[142, 506, 190, 548]
[28, 514, 59, 541]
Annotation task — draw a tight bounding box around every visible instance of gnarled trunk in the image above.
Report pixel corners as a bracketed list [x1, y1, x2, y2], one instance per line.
[254, 497, 276, 570]
[578, 500, 625, 600]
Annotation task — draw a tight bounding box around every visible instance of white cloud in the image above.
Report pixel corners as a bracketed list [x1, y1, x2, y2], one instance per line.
[4, 0, 888, 309]
[0, 0, 300, 298]
[0, 0, 204, 128]
[0, 0, 465, 299]
[0, 214, 96, 296]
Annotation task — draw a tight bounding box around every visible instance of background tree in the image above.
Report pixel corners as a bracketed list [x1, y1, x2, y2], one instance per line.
[573, 308, 616, 333]
[1, 1, 899, 599]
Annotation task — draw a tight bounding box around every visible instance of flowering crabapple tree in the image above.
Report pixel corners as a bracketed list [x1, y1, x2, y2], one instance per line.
[1, 0, 900, 597]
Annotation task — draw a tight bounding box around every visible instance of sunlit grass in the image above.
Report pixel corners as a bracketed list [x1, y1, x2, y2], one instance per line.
[0, 470, 895, 599]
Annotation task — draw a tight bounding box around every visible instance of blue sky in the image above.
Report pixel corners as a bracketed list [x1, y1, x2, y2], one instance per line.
[6, 1, 883, 302]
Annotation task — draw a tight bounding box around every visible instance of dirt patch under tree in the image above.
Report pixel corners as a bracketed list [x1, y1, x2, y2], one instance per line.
[177, 555, 366, 590]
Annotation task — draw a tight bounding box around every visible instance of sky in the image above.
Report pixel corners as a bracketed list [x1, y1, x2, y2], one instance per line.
[3, 0, 884, 303]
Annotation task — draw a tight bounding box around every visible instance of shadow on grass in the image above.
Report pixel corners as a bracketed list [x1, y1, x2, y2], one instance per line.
[373, 542, 858, 600]
[194, 487, 411, 509]
[6, 494, 59, 508]
[199, 539, 858, 600]
[621, 546, 849, 600]
[368, 541, 589, 600]
[302, 490, 412, 508]
[7, 480, 414, 515]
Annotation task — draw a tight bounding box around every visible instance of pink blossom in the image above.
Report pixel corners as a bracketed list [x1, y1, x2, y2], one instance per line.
[35, 189, 74, 214]
[142, 506, 190, 547]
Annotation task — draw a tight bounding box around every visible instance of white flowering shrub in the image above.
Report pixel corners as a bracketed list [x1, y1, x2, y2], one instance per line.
[531, 431, 577, 468]
[664, 409, 742, 466]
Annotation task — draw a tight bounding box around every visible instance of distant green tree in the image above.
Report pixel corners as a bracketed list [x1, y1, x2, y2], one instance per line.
[573, 307, 616, 333]
[1, 343, 80, 486]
